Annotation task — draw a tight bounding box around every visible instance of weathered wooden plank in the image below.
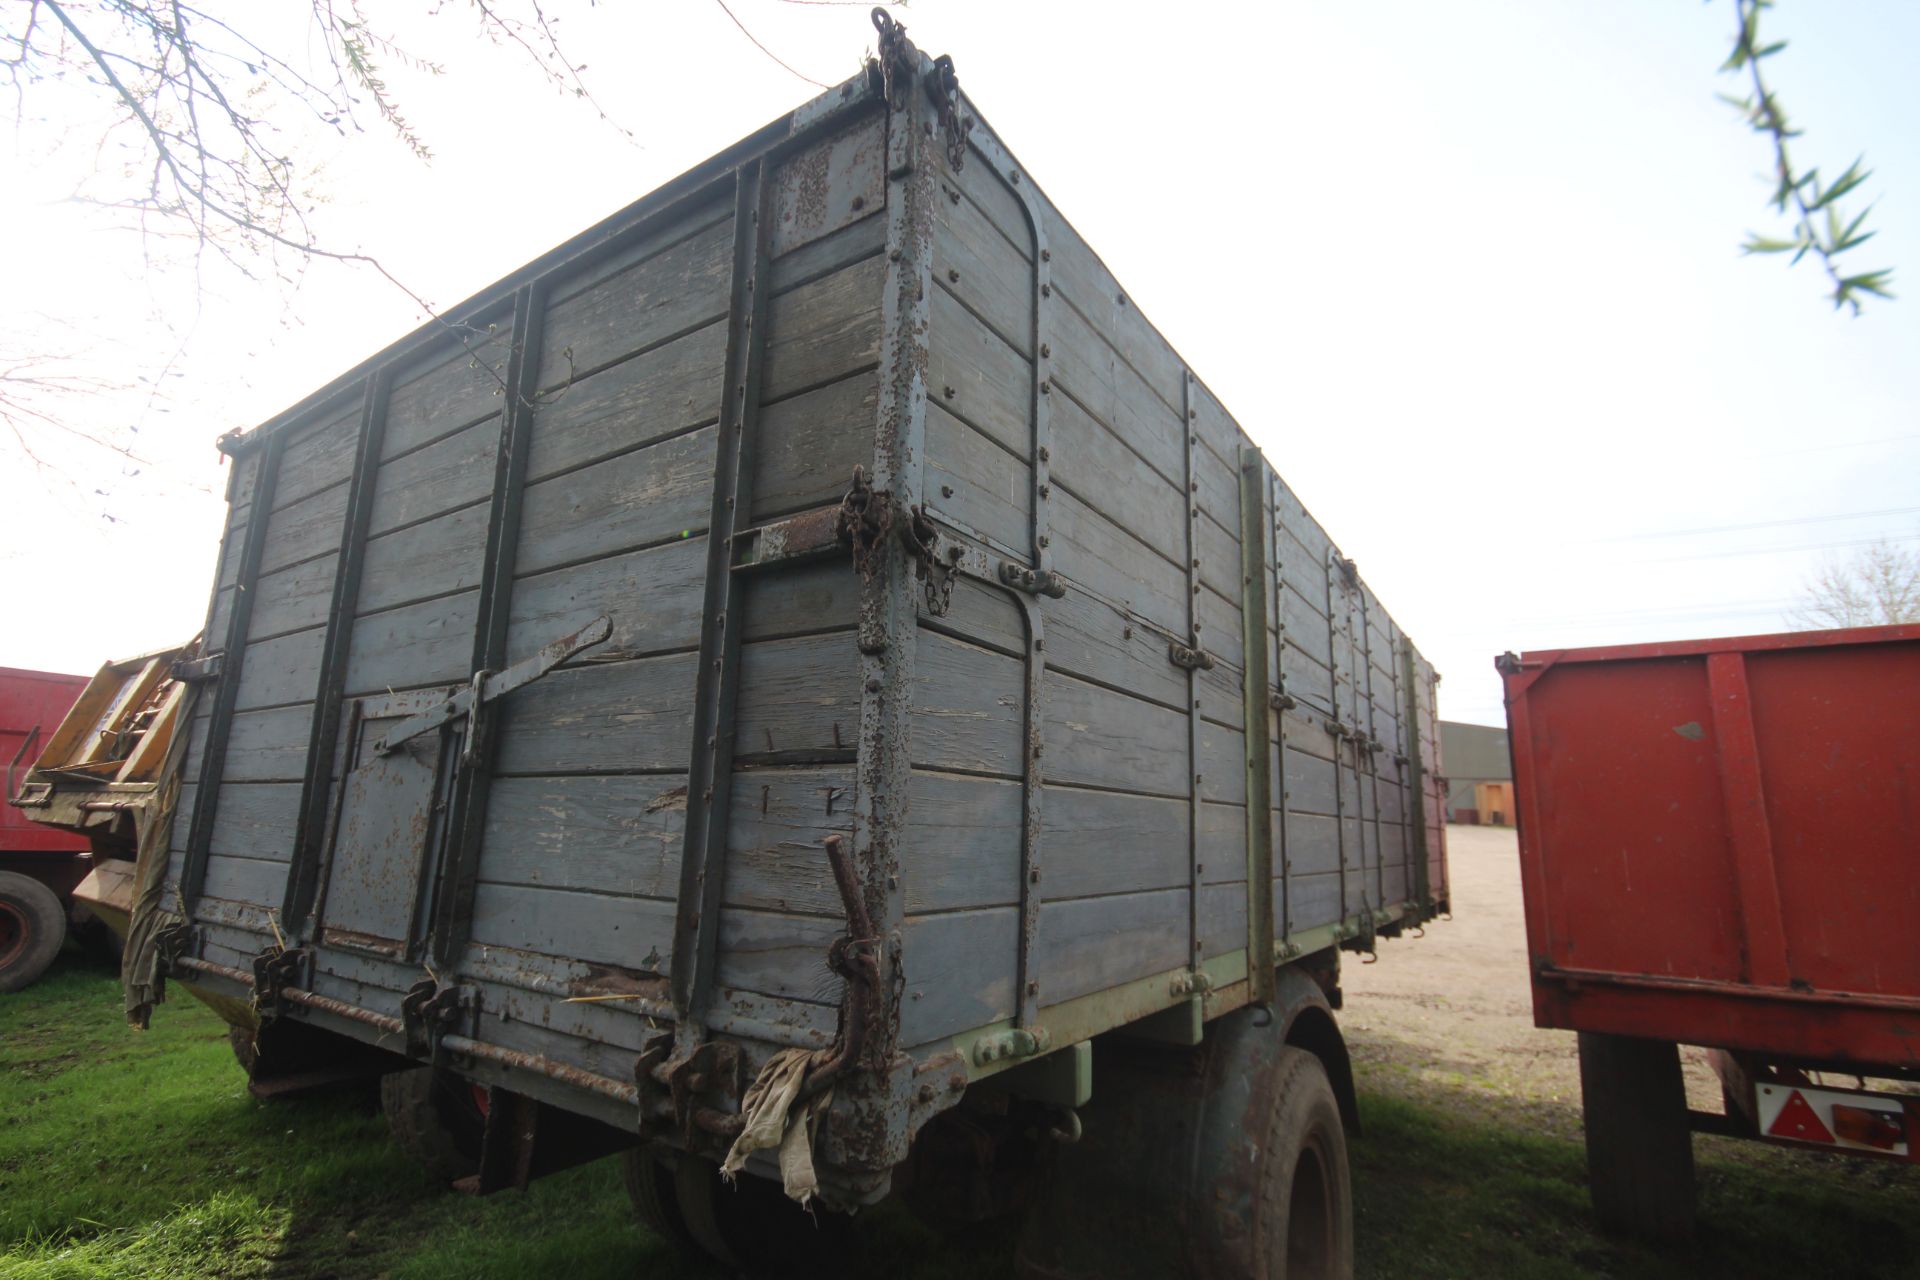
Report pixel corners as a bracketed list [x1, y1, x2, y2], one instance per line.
[721, 767, 857, 917]
[357, 503, 490, 616]
[248, 552, 339, 641]
[1050, 391, 1183, 568]
[912, 629, 1025, 778]
[382, 331, 513, 461]
[1044, 671, 1186, 799]
[1200, 880, 1250, 960]
[539, 215, 734, 386]
[272, 406, 361, 510]
[926, 284, 1030, 461]
[344, 590, 480, 694]
[1286, 871, 1344, 935]
[200, 852, 291, 908]
[1045, 785, 1187, 899]
[1037, 888, 1188, 1006]
[1282, 640, 1335, 715]
[904, 771, 1022, 913]
[943, 159, 1032, 265]
[505, 533, 707, 664]
[1039, 583, 1184, 712]
[752, 371, 877, 520]
[771, 209, 887, 297]
[1282, 584, 1332, 665]
[219, 705, 316, 783]
[1035, 198, 1184, 415]
[1284, 812, 1342, 878]
[1199, 718, 1248, 807]
[206, 781, 302, 862]
[1197, 512, 1243, 606]
[365, 416, 499, 536]
[933, 189, 1032, 356]
[258, 481, 350, 577]
[714, 908, 843, 1007]
[493, 652, 698, 776]
[740, 558, 865, 643]
[1192, 425, 1239, 528]
[1046, 301, 1183, 487]
[527, 320, 726, 485]
[1196, 581, 1245, 671]
[1195, 648, 1247, 731]
[478, 774, 686, 899]
[515, 425, 717, 576]
[734, 632, 860, 763]
[1187, 377, 1246, 498]
[544, 195, 731, 311]
[1049, 486, 1186, 635]
[926, 403, 1030, 554]
[761, 253, 885, 402]
[1284, 743, 1340, 817]
[469, 882, 675, 972]
[770, 113, 886, 259]
[899, 907, 1018, 1047]
[234, 628, 323, 711]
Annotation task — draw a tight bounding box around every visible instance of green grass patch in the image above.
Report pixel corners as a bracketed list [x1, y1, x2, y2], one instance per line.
[5, 954, 1916, 1278]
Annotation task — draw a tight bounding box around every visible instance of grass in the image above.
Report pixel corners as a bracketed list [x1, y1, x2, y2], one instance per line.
[4, 951, 1916, 1278]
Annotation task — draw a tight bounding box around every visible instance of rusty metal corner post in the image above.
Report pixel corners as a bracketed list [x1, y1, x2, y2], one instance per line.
[1237, 449, 1276, 1006]
[671, 158, 775, 1037]
[180, 436, 286, 913]
[431, 281, 550, 965]
[1401, 644, 1432, 915]
[852, 38, 936, 1079]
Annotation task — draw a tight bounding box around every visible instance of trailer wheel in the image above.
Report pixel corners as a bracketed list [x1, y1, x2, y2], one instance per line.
[0, 871, 66, 993]
[1577, 1032, 1695, 1243]
[668, 1154, 848, 1273]
[620, 1147, 698, 1253]
[380, 1068, 487, 1183]
[1258, 1046, 1354, 1280]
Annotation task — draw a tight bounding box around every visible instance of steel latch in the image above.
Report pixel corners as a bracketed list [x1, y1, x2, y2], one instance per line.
[251, 946, 308, 1021]
[371, 615, 612, 757]
[1169, 641, 1215, 672]
[402, 979, 474, 1063]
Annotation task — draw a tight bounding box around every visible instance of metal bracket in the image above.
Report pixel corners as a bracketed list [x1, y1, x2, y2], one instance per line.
[155, 920, 198, 974]
[633, 1031, 674, 1136]
[373, 615, 611, 756]
[1168, 641, 1215, 672]
[1169, 968, 1215, 998]
[971, 1025, 1050, 1067]
[251, 946, 308, 1022]
[1270, 677, 1298, 712]
[171, 652, 224, 683]
[402, 979, 473, 1063]
[997, 560, 1068, 599]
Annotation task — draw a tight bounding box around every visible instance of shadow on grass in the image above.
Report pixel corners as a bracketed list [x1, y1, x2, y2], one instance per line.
[1350, 1047, 1920, 1280]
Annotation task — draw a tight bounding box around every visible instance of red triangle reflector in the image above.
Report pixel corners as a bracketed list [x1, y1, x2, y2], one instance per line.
[1768, 1089, 1835, 1144]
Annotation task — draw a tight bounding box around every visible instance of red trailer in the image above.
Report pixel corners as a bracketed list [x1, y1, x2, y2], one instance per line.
[2, 665, 94, 990]
[1499, 624, 1920, 1242]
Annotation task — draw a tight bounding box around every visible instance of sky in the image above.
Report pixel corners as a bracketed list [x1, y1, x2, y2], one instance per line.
[1, 0, 1915, 730]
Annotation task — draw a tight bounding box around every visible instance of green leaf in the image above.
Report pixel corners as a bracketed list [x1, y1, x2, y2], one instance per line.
[1753, 40, 1788, 58]
[1843, 271, 1895, 300]
[1741, 233, 1804, 255]
[1811, 157, 1871, 210]
[1834, 206, 1878, 253]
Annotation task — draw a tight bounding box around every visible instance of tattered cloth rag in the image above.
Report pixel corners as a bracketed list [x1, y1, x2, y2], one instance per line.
[721, 1046, 837, 1207]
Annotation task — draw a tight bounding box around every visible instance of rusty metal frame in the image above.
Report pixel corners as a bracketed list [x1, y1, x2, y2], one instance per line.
[672, 156, 773, 1036]
[1182, 374, 1207, 977]
[431, 281, 548, 964]
[283, 368, 394, 933]
[180, 435, 284, 911]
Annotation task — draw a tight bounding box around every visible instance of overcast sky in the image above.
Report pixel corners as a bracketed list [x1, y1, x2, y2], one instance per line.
[2, 1, 1914, 729]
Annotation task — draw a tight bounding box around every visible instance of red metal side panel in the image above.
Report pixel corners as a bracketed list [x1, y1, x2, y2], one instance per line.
[1, 666, 93, 854]
[1502, 625, 1920, 1069]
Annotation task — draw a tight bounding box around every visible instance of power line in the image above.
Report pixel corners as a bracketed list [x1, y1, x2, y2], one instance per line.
[1590, 504, 1920, 543]
[1635, 531, 1920, 566]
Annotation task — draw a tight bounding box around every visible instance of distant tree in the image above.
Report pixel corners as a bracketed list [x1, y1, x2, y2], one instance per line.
[1786, 539, 1920, 629]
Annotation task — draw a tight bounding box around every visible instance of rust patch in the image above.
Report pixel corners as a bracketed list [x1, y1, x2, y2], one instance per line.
[568, 963, 671, 1002]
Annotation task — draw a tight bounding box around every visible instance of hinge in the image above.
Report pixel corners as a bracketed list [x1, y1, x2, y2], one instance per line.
[997, 560, 1068, 599]
[401, 979, 474, 1063]
[252, 946, 308, 1022]
[971, 1025, 1050, 1067]
[1168, 641, 1215, 671]
[1169, 968, 1215, 998]
[172, 652, 224, 683]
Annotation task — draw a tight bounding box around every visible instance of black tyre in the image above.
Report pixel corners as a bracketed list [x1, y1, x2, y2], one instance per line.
[380, 1067, 488, 1183]
[620, 1146, 699, 1253]
[0, 871, 66, 994]
[669, 1153, 849, 1274]
[1577, 1031, 1695, 1243]
[1257, 1046, 1354, 1280]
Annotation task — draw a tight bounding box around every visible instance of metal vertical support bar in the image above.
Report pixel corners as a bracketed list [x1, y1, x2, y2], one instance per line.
[1323, 554, 1349, 922]
[430, 284, 548, 964]
[284, 369, 393, 932]
[1182, 373, 1206, 976]
[855, 65, 934, 1065]
[964, 119, 1051, 1027]
[1704, 650, 1794, 988]
[1358, 592, 1384, 910]
[1402, 644, 1431, 914]
[1270, 472, 1291, 942]
[672, 159, 772, 1034]
[181, 434, 285, 911]
[1238, 449, 1276, 1005]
